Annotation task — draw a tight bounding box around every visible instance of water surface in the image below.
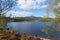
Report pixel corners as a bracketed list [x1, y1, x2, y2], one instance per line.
[7, 22, 59, 37]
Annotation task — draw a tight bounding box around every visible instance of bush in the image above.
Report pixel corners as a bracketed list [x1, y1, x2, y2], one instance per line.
[0, 16, 7, 29]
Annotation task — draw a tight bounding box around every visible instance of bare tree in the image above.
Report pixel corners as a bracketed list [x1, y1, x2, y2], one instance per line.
[0, 0, 17, 29]
[0, 0, 16, 16]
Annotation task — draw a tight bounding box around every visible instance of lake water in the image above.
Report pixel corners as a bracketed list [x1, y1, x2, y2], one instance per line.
[7, 22, 60, 37]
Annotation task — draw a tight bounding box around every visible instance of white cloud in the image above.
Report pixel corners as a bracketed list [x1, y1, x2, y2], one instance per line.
[16, 0, 47, 10]
[36, 0, 46, 3]
[40, 5, 48, 8]
[11, 11, 32, 17]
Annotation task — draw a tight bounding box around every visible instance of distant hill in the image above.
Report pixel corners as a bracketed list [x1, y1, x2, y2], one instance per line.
[13, 16, 42, 22]
[6, 16, 59, 22]
[7, 16, 42, 22]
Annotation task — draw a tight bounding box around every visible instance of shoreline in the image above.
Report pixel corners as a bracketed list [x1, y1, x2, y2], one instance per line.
[0, 29, 51, 40]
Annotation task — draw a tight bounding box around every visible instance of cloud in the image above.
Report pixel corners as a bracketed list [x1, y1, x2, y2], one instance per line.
[36, 0, 46, 3]
[40, 5, 48, 8]
[11, 11, 32, 17]
[16, 0, 47, 10]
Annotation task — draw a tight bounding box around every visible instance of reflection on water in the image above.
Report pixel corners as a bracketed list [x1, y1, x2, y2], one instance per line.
[7, 22, 55, 37]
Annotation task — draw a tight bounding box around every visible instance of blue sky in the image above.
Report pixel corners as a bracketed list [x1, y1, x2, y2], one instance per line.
[6, 0, 55, 18]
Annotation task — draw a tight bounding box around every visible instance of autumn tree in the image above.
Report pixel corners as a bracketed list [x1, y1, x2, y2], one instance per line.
[53, 0, 60, 29]
[43, 0, 60, 39]
[45, 0, 60, 29]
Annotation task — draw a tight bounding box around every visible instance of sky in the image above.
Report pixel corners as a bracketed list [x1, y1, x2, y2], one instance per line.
[6, 0, 55, 18]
